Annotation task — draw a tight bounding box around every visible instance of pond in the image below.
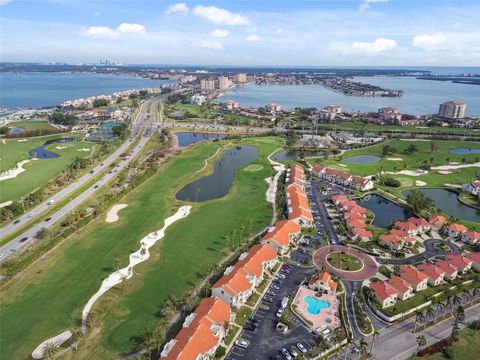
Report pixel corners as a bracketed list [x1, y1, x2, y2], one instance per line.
[176, 145, 258, 202]
[448, 148, 480, 155]
[357, 193, 414, 228]
[175, 132, 227, 147]
[345, 155, 381, 164]
[10, 127, 24, 134]
[273, 150, 324, 161]
[402, 188, 480, 223]
[28, 138, 77, 159]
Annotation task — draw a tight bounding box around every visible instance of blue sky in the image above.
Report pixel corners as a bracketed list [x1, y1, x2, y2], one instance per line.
[1, 0, 479, 66]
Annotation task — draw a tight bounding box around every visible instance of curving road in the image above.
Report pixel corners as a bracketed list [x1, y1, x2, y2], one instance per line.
[0, 96, 164, 262]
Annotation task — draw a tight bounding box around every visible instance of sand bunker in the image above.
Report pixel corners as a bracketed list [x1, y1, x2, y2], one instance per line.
[266, 150, 286, 204]
[0, 200, 13, 208]
[387, 157, 403, 161]
[384, 169, 428, 177]
[338, 164, 347, 167]
[416, 181, 427, 186]
[81, 206, 191, 331]
[0, 159, 37, 181]
[32, 330, 72, 359]
[77, 148, 90, 152]
[17, 139, 28, 142]
[438, 170, 452, 174]
[105, 204, 128, 223]
[432, 162, 480, 171]
[400, 139, 429, 142]
[55, 146, 67, 150]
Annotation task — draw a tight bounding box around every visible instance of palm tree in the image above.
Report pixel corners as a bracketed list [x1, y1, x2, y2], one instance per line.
[434, 300, 444, 323]
[42, 342, 59, 360]
[424, 306, 435, 326]
[451, 293, 462, 314]
[369, 327, 380, 354]
[413, 311, 423, 332]
[70, 327, 83, 350]
[154, 328, 166, 354]
[415, 334, 427, 358]
[142, 330, 157, 357]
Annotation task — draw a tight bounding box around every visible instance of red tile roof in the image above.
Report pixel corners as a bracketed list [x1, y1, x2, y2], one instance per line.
[370, 281, 397, 301]
[435, 260, 458, 275]
[447, 254, 473, 269]
[262, 220, 301, 247]
[449, 223, 467, 233]
[417, 263, 445, 281]
[388, 275, 412, 293]
[400, 265, 429, 285]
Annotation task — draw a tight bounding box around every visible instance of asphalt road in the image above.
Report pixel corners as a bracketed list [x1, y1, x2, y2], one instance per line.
[0, 96, 162, 262]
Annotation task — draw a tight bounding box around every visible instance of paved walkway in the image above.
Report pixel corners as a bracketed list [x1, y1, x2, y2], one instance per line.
[313, 245, 378, 281]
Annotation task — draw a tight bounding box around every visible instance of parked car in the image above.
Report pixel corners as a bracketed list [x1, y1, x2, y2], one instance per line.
[47, 199, 55, 205]
[276, 308, 284, 318]
[276, 273, 286, 279]
[45, 217, 52, 222]
[235, 339, 250, 349]
[13, 219, 21, 225]
[263, 296, 274, 303]
[281, 348, 292, 360]
[271, 284, 281, 290]
[289, 346, 298, 358]
[267, 290, 277, 296]
[19, 237, 28, 243]
[296, 343, 307, 354]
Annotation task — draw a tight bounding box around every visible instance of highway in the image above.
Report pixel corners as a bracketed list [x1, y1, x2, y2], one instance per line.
[0, 96, 162, 262]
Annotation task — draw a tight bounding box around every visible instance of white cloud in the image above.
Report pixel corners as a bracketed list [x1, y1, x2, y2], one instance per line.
[82, 26, 119, 39]
[351, 37, 397, 53]
[246, 34, 260, 42]
[359, 0, 388, 12]
[117, 23, 146, 35]
[93, 11, 101, 17]
[211, 29, 229, 38]
[81, 23, 146, 39]
[274, 27, 284, 34]
[192, 5, 250, 26]
[198, 40, 223, 50]
[164, 3, 189, 16]
[412, 33, 448, 51]
[0, 0, 12, 5]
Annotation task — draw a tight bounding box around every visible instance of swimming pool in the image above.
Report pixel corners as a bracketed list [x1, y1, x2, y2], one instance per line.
[304, 296, 331, 315]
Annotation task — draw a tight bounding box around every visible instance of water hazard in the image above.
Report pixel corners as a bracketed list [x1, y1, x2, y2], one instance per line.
[176, 145, 258, 202]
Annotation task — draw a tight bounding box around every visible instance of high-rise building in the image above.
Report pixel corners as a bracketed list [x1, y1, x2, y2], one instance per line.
[217, 76, 231, 91]
[234, 73, 247, 83]
[438, 101, 466, 119]
[200, 79, 215, 93]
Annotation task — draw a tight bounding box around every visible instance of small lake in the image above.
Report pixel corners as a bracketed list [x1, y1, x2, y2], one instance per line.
[10, 127, 24, 134]
[345, 155, 381, 164]
[176, 145, 258, 202]
[274, 150, 324, 161]
[175, 132, 227, 147]
[28, 138, 77, 158]
[357, 193, 414, 228]
[449, 148, 480, 155]
[402, 188, 480, 223]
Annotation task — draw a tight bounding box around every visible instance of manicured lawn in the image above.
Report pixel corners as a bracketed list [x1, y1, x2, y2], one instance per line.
[1, 120, 55, 132]
[235, 306, 254, 326]
[412, 327, 480, 360]
[327, 252, 363, 271]
[0, 134, 93, 202]
[0, 136, 281, 359]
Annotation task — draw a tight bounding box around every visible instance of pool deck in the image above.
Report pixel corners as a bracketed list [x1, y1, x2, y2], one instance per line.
[292, 286, 340, 332]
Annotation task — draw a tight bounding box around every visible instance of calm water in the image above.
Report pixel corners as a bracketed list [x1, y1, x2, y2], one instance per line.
[218, 75, 480, 116]
[358, 193, 414, 228]
[402, 188, 480, 223]
[0, 72, 168, 109]
[345, 155, 381, 164]
[176, 145, 258, 202]
[28, 138, 77, 158]
[175, 132, 227, 147]
[449, 148, 480, 155]
[273, 150, 324, 161]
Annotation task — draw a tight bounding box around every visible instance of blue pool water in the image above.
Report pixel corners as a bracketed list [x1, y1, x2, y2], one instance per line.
[304, 296, 331, 315]
[449, 148, 480, 155]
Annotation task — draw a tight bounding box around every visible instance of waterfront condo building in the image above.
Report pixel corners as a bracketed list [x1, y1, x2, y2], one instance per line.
[438, 101, 466, 119]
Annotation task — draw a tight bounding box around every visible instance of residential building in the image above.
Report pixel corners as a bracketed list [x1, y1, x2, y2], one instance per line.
[438, 101, 466, 119]
[234, 73, 247, 83]
[349, 227, 373, 242]
[447, 223, 467, 238]
[379, 234, 404, 251]
[465, 252, 480, 272]
[217, 76, 231, 92]
[318, 109, 336, 122]
[378, 107, 402, 123]
[446, 254, 473, 274]
[462, 180, 480, 196]
[388, 275, 413, 300]
[308, 272, 337, 294]
[428, 214, 446, 231]
[417, 263, 446, 287]
[370, 281, 398, 308]
[462, 231, 480, 245]
[191, 94, 207, 106]
[261, 220, 301, 254]
[435, 260, 458, 280]
[324, 105, 342, 114]
[265, 103, 281, 112]
[399, 265, 429, 292]
[200, 79, 216, 93]
[350, 175, 374, 191]
[160, 297, 231, 360]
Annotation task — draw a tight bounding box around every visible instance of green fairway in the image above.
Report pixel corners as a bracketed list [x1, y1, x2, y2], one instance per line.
[1, 120, 55, 132]
[0, 135, 93, 202]
[0, 136, 281, 359]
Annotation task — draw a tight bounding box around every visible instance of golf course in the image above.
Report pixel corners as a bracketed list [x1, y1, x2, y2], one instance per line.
[0, 134, 95, 203]
[0, 136, 282, 359]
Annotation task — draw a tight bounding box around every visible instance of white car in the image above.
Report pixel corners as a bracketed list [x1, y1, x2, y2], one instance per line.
[276, 308, 284, 318]
[276, 273, 286, 279]
[281, 348, 292, 360]
[235, 339, 250, 349]
[297, 343, 307, 354]
[28, 212, 35, 218]
[47, 200, 55, 205]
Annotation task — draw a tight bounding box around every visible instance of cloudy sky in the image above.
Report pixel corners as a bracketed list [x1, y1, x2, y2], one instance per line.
[1, 0, 479, 66]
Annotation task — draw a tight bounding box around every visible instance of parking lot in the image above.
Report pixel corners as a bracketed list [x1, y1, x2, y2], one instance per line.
[227, 265, 319, 360]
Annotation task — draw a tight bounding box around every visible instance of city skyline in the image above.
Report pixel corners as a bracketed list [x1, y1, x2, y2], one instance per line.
[1, 0, 479, 66]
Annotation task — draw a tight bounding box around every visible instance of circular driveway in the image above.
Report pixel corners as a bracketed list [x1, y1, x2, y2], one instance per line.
[313, 245, 378, 281]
